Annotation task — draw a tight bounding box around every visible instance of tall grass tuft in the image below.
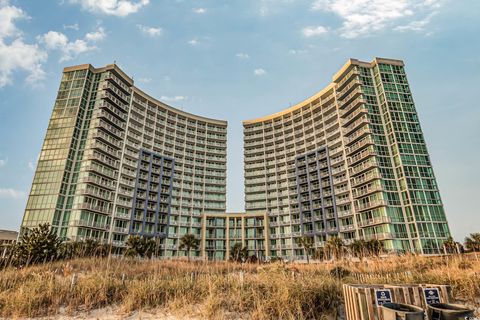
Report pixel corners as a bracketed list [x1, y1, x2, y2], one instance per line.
[0, 254, 478, 319]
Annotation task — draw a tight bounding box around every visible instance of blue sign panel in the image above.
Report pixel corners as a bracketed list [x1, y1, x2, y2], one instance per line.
[375, 289, 392, 306]
[423, 288, 441, 305]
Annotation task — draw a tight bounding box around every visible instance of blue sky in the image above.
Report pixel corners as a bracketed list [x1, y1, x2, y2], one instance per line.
[0, 0, 479, 241]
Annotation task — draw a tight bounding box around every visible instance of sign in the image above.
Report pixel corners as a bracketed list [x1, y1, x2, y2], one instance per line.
[375, 289, 392, 306]
[423, 288, 441, 305]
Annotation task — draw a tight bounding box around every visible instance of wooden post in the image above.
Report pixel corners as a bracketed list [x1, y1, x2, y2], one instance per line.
[239, 271, 244, 287]
[70, 273, 77, 291]
[343, 284, 451, 320]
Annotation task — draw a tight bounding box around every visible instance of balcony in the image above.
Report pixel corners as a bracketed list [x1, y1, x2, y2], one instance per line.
[352, 184, 383, 198]
[358, 216, 392, 227]
[102, 82, 130, 103]
[70, 219, 109, 230]
[339, 224, 355, 232]
[345, 126, 372, 146]
[115, 211, 131, 219]
[113, 226, 129, 234]
[343, 115, 370, 135]
[339, 88, 363, 108]
[335, 197, 351, 206]
[337, 210, 353, 218]
[77, 187, 113, 201]
[342, 106, 368, 127]
[328, 137, 343, 148]
[337, 77, 361, 100]
[356, 199, 388, 212]
[346, 136, 374, 155]
[363, 232, 393, 241]
[349, 159, 379, 177]
[75, 203, 113, 215]
[99, 100, 127, 121]
[335, 67, 359, 91]
[340, 95, 366, 117]
[95, 108, 126, 130]
[105, 72, 131, 94]
[79, 176, 115, 190]
[83, 164, 118, 180]
[89, 140, 120, 158]
[100, 91, 127, 112]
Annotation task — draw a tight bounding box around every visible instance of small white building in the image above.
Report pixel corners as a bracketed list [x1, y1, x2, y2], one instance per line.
[0, 229, 18, 258]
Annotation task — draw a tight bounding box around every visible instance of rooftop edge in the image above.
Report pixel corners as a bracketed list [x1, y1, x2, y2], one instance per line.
[243, 57, 404, 125]
[62, 63, 227, 126]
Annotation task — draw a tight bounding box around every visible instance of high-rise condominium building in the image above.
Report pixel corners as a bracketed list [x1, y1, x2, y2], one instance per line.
[21, 57, 451, 260]
[244, 58, 450, 257]
[21, 63, 227, 258]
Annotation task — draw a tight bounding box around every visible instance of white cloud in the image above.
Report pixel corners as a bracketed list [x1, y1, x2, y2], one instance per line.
[188, 38, 198, 46]
[193, 8, 206, 14]
[187, 36, 213, 47]
[0, 39, 47, 87]
[28, 155, 38, 171]
[311, 0, 441, 38]
[254, 68, 267, 76]
[69, 0, 149, 17]
[236, 53, 249, 59]
[137, 77, 151, 83]
[395, 13, 435, 32]
[289, 49, 308, 55]
[85, 27, 106, 41]
[0, 158, 7, 167]
[0, 1, 109, 87]
[63, 23, 79, 30]
[258, 0, 295, 16]
[302, 25, 328, 37]
[136, 24, 162, 37]
[0, 1, 47, 87]
[40, 31, 69, 50]
[0, 188, 25, 199]
[0, 1, 24, 39]
[37, 27, 106, 62]
[160, 95, 187, 102]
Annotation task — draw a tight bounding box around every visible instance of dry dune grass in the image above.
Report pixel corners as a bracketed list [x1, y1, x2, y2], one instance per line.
[0, 255, 478, 319]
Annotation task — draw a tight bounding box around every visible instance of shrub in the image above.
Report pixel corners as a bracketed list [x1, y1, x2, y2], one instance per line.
[457, 260, 472, 270]
[329, 266, 351, 279]
[12, 223, 62, 267]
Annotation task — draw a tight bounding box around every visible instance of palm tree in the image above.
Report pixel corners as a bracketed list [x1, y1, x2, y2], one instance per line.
[125, 236, 156, 258]
[464, 233, 480, 252]
[351, 239, 367, 261]
[230, 242, 247, 262]
[179, 234, 199, 261]
[142, 237, 156, 258]
[81, 239, 100, 257]
[298, 236, 314, 263]
[326, 237, 344, 261]
[125, 235, 143, 258]
[443, 237, 457, 255]
[366, 239, 383, 257]
[313, 247, 326, 261]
